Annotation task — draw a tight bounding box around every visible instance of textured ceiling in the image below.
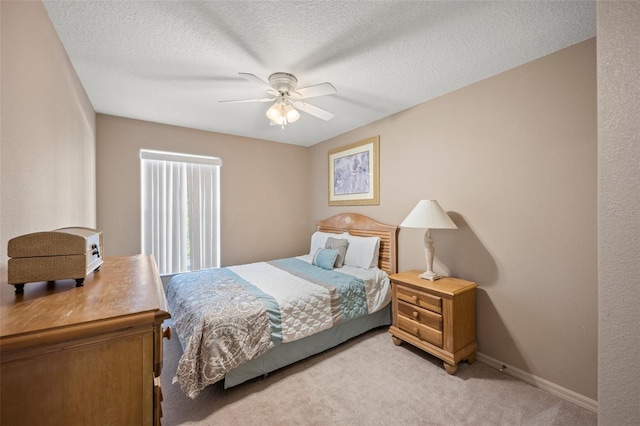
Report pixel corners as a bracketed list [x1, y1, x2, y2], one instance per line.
[42, 1, 595, 147]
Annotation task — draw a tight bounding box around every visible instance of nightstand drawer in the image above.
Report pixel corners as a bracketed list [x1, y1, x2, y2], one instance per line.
[397, 315, 443, 347]
[397, 285, 442, 313]
[397, 300, 442, 330]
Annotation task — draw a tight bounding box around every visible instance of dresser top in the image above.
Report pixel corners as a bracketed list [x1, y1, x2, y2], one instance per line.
[1, 255, 169, 341]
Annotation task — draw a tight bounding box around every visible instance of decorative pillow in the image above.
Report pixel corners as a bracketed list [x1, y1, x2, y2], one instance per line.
[325, 237, 349, 268]
[309, 231, 340, 256]
[312, 248, 339, 270]
[343, 233, 381, 269]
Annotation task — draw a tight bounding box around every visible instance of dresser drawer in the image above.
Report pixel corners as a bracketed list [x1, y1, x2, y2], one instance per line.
[396, 284, 442, 313]
[397, 300, 442, 330]
[397, 315, 443, 347]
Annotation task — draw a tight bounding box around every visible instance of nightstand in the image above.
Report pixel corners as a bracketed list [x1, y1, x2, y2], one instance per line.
[388, 270, 477, 374]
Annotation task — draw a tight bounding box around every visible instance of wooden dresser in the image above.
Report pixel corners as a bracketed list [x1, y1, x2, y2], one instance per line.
[1, 255, 171, 425]
[388, 270, 477, 374]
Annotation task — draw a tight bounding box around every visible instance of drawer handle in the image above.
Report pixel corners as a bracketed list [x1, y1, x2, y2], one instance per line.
[162, 326, 172, 340]
[413, 327, 419, 335]
[412, 311, 419, 320]
[412, 295, 419, 303]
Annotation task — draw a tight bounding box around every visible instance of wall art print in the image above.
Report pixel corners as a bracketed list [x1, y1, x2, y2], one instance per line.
[328, 136, 379, 206]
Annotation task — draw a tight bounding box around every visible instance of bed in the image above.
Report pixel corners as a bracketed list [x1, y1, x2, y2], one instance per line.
[166, 213, 398, 398]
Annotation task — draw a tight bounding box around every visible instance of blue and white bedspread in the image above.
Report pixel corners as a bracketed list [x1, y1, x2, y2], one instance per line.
[167, 257, 380, 398]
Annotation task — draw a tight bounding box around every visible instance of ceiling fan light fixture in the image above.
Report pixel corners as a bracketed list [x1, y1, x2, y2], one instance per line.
[266, 97, 299, 128]
[284, 104, 300, 123]
[226, 72, 336, 127]
[266, 102, 283, 123]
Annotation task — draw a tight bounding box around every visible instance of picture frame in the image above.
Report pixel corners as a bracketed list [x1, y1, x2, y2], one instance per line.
[328, 136, 380, 206]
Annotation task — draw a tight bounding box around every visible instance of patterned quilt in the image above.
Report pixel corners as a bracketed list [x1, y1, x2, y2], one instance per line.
[166, 257, 369, 398]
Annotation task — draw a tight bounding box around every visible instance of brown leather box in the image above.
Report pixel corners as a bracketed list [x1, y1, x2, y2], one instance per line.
[7, 227, 103, 294]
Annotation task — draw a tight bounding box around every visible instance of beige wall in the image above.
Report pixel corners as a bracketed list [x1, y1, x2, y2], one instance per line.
[310, 39, 598, 400]
[96, 115, 310, 267]
[597, 2, 640, 424]
[0, 1, 96, 279]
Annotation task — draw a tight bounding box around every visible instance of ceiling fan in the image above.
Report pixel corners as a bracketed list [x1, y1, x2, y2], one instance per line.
[220, 72, 337, 128]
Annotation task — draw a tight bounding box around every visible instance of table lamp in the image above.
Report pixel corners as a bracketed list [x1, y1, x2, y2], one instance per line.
[400, 200, 457, 281]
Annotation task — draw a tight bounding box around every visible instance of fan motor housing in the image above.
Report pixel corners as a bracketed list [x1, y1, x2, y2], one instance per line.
[268, 72, 297, 94]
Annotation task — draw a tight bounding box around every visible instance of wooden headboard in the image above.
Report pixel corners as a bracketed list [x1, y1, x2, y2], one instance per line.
[316, 213, 399, 274]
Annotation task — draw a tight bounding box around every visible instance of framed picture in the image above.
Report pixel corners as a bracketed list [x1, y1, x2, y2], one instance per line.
[328, 136, 379, 206]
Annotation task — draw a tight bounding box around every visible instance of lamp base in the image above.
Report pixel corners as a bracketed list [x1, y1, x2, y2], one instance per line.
[419, 271, 442, 281]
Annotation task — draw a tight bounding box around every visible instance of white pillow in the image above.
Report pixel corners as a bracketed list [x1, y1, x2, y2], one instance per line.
[309, 231, 341, 255]
[343, 233, 380, 269]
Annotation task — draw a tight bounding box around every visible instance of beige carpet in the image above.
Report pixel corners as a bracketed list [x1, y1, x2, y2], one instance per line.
[160, 323, 596, 425]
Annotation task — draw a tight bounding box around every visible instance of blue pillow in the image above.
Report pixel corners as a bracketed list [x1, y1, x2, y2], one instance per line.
[312, 248, 339, 270]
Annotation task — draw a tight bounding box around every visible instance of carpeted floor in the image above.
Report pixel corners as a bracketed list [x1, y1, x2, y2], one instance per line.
[160, 323, 596, 425]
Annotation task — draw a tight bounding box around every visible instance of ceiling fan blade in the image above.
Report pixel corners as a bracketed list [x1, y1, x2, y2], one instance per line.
[291, 82, 337, 100]
[219, 97, 275, 103]
[239, 72, 278, 95]
[289, 100, 334, 121]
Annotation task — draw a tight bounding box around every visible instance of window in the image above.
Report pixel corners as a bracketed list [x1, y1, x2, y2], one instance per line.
[140, 149, 221, 275]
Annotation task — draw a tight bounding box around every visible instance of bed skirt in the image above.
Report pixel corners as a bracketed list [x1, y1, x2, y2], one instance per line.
[223, 303, 392, 388]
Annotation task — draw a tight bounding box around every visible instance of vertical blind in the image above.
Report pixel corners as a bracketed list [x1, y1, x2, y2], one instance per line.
[140, 150, 221, 275]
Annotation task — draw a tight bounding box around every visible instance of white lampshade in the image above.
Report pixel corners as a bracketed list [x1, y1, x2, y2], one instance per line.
[401, 200, 457, 230]
[284, 104, 300, 122]
[266, 102, 284, 122]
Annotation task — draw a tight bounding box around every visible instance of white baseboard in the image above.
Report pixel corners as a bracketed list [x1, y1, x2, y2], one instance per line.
[476, 352, 598, 413]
